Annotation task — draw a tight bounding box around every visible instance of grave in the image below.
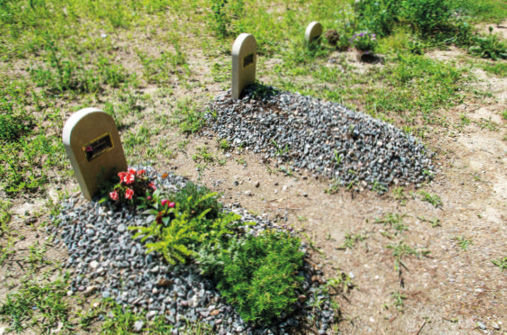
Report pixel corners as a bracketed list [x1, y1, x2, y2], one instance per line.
[62, 107, 127, 200]
[305, 21, 323, 44]
[232, 33, 257, 99]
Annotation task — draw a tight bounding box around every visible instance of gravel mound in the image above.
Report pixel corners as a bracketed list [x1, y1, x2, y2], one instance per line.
[50, 167, 335, 334]
[208, 85, 434, 191]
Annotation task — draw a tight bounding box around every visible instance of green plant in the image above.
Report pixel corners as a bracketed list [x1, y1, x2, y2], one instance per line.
[100, 300, 144, 335]
[468, 29, 507, 60]
[400, 0, 453, 37]
[271, 140, 290, 156]
[219, 138, 230, 151]
[131, 206, 201, 265]
[199, 230, 304, 324]
[325, 272, 355, 295]
[171, 182, 222, 220]
[0, 276, 72, 334]
[172, 99, 206, 134]
[355, 0, 402, 37]
[350, 31, 378, 52]
[391, 291, 406, 311]
[455, 236, 472, 251]
[0, 111, 33, 141]
[375, 213, 408, 234]
[105, 168, 155, 208]
[418, 191, 443, 208]
[387, 241, 430, 271]
[339, 233, 367, 249]
[193, 146, 215, 163]
[491, 257, 506, 271]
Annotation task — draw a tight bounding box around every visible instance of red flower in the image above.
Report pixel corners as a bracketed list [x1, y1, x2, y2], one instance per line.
[125, 188, 134, 200]
[109, 191, 119, 201]
[136, 169, 146, 176]
[118, 172, 128, 183]
[128, 168, 137, 175]
[124, 172, 135, 185]
[148, 182, 157, 190]
[147, 196, 152, 200]
[161, 199, 175, 208]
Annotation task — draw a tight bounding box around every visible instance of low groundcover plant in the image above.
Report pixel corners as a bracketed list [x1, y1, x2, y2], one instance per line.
[103, 173, 310, 326]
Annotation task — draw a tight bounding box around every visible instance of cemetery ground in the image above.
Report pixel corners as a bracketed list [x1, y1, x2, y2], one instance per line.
[0, 1, 506, 334]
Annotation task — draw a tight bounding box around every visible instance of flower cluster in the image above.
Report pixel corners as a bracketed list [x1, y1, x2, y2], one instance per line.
[108, 168, 156, 206]
[350, 31, 378, 52]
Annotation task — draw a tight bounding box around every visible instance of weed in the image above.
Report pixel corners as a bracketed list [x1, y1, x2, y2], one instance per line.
[491, 257, 506, 271]
[326, 272, 355, 295]
[339, 233, 367, 249]
[193, 146, 215, 164]
[455, 236, 472, 251]
[172, 99, 206, 134]
[271, 140, 290, 156]
[387, 241, 430, 271]
[0, 276, 72, 334]
[418, 191, 443, 208]
[476, 117, 499, 131]
[392, 187, 408, 204]
[137, 46, 189, 84]
[0, 199, 11, 237]
[375, 213, 408, 234]
[219, 138, 230, 151]
[391, 291, 407, 311]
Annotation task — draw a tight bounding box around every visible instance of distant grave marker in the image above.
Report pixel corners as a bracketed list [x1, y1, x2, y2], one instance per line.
[232, 33, 257, 99]
[63, 108, 127, 200]
[305, 21, 323, 44]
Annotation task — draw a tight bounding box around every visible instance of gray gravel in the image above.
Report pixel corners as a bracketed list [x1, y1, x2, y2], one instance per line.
[207, 85, 434, 191]
[50, 167, 335, 334]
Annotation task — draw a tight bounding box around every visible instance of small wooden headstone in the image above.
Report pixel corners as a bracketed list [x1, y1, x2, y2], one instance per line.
[305, 21, 323, 43]
[62, 108, 127, 200]
[232, 33, 257, 99]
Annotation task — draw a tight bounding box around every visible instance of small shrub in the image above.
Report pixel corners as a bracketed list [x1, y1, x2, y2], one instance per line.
[400, 0, 453, 37]
[172, 182, 222, 219]
[468, 29, 507, 60]
[355, 0, 401, 37]
[350, 31, 378, 52]
[0, 112, 32, 142]
[199, 230, 305, 324]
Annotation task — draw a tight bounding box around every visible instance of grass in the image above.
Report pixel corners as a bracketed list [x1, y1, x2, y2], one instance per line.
[0, 276, 73, 334]
[491, 257, 507, 271]
[455, 236, 473, 251]
[375, 213, 408, 234]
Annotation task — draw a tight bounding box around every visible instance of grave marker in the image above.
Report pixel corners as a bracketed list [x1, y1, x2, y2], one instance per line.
[305, 21, 323, 44]
[63, 107, 127, 200]
[232, 33, 257, 99]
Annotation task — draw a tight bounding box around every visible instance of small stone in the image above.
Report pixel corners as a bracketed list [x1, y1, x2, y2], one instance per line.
[157, 278, 173, 287]
[118, 224, 126, 233]
[89, 260, 99, 269]
[210, 309, 220, 316]
[298, 294, 307, 303]
[146, 311, 158, 320]
[254, 181, 260, 188]
[83, 285, 98, 297]
[477, 321, 487, 330]
[133, 320, 144, 332]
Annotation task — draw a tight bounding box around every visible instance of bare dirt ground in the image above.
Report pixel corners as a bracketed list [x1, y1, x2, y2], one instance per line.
[1, 26, 506, 335]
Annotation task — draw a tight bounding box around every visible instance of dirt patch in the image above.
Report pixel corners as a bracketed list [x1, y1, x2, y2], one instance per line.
[476, 20, 507, 40]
